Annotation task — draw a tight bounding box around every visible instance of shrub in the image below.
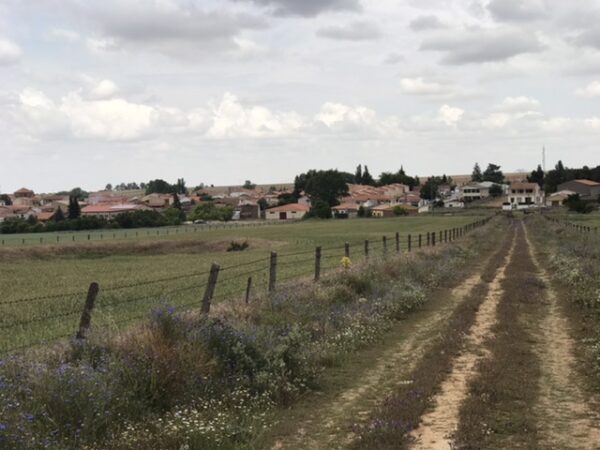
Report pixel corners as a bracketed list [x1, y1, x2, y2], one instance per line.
[227, 241, 249, 252]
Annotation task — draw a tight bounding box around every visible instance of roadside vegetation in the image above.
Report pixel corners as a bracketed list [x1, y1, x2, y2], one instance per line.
[0, 216, 494, 449]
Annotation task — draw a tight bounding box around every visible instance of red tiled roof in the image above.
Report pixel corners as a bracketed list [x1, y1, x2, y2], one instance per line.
[511, 182, 539, 190]
[267, 203, 310, 213]
[14, 187, 34, 194]
[82, 204, 141, 214]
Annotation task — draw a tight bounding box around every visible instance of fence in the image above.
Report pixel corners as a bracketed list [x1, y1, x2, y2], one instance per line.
[0, 220, 295, 246]
[0, 217, 492, 356]
[543, 215, 599, 234]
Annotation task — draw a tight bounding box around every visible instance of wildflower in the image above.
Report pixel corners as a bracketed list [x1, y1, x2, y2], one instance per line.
[341, 256, 352, 269]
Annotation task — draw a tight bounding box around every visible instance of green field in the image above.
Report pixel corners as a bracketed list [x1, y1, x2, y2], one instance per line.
[0, 213, 488, 354]
[546, 210, 600, 228]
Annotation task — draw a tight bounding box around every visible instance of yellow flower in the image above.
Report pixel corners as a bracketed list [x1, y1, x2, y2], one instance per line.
[341, 256, 352, 269]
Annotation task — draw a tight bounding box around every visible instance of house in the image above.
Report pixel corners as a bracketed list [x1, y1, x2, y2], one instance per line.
[371, 205, 395, 218]
[265, 203, 310, 220]
[506, 182, 544, 209]
[546, 190, 577, 207]
[444, 199, 465, 208]
[14, 187, 34, 199]
[141, 193, 172, 209]
[81, 204, 149, 219]
[0, 206, 14, 222]
[418, 204, 433, 214]
[332, 203, 360, 218]
[458, 182, 491, 201]
[35, 211, 57, 222]
[298, 195, 312, 207]
[557, 180, 600, 200]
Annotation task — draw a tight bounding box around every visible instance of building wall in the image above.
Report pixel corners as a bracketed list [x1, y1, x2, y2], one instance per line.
[557, 181, 600, 199]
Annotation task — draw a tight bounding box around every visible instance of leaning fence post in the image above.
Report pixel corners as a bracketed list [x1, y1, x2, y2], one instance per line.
[345, 242, 350, 258]
[269, 252, 277, 292]
[382, 236, 387, 255]
[245, 276, 252, 304]
[202, 263, 220, 314]
[75, 282, 99, 340]
[395, 232, 400, 253]
[364, 240, 369, 259]
[315, 246, 322, 281]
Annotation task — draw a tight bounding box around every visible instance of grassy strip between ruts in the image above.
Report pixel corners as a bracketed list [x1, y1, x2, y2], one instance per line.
[350, 216, 516, 449]
[454, 220, 542, 449]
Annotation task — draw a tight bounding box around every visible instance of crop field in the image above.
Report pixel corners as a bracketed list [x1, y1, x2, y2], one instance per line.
[0, 213, 485, 355]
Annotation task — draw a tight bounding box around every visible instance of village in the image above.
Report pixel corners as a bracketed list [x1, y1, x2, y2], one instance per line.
[1, 167, 599, 228]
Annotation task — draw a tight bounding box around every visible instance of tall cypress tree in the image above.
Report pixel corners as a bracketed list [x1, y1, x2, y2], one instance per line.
[355, 164, 363, 184]
[471, 163, 483, 182]
[68, 196, 81, 220]
[362, 165, 376, 186]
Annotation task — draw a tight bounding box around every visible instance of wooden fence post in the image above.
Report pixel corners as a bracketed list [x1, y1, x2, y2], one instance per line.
[364, 240, 369, 259]
[245, 276, 252, 304]
[418, 234, 422, 248]
[75, 282, 99, 340]
[432, 232, 436, 247]
[315, 247, 322, 281]
[201, 263, 220, 314]
[345, 242, 350, 258]
[427, 232, 430, 246]
[269, 252, 277, 292]
[408, 234, 412, 252]
[444, 229, 448, 242]
[395, 232, 400, 253]
[382, 236, 387, 254]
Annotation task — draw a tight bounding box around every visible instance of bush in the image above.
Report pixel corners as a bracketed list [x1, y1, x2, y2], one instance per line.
[393, 206, 409, 216]
[189, 203, 234, 222]
[227, 241, 249, 252]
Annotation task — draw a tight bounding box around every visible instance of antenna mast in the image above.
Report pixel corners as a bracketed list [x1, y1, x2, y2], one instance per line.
[542, 145, 546, 172]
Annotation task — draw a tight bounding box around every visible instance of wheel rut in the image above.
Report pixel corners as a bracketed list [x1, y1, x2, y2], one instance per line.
[408, 230, 517, 450]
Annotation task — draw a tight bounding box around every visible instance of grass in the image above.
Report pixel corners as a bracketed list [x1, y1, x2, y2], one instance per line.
[0, 214, 495, 450]
[546, 208, 600, 227]
[0, 214, 486, 355]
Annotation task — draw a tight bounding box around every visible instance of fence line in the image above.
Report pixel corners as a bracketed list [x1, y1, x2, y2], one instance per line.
[0, 216, 493, 355]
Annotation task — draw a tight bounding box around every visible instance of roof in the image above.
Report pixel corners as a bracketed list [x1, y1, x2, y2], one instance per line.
[372, 205, 395, 211]
[267, 203, 310, 213]
[82, 204, 142, 214]
[332, 203, 360, 211]
[548, 190, 576, 198]
[14, 187, 34, 194]
[36, 211, 55, 221]
[510, 182, 539, 190]
[572, 179, 600, 187]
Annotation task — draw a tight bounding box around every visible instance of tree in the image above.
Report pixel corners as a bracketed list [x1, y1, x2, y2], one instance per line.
[53, 208, 65, 222]
[164, 207, 185, 225]
[564, 194, 595, 214]
[471, 163, 483, 182]
[175, 178, 187, 195]
[377, 168, 419, 188]
[189, 203, 234, 222]
[482, 164, 504, 184]
[172, 193, 182, 210]
[393, 206, 409, 216]
[68, 196, 81, 220]
[355, 164, 363, 184]
[243, 180, 256, 190]
[489, 184, 503, 197]
[307, 199, 332, 219]
[257, 198, 268, 212]
[0, 194, 12, 206]
[69, 187, 88, 200]
[303, 170, 349, 206]
[527, 164, 545, 188]
[420, 177, 439, 200]
[145, 179, 174, 194]
[361, 166, 376, 186]
[105, 183, 113, 191]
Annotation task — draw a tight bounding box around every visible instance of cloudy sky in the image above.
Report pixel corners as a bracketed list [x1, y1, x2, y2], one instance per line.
[1, 0, 600, 192]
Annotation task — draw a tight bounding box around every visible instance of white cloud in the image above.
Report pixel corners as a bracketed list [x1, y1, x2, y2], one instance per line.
[48, 28, 80, 43]
[497, 96, 540, 112]
[575, 81, 600, 98]
[400, 77, 452, 96]
[89, 79, 120, 100]
[438, 104, 464, 126]
[0, 37, 22, 65]
[317, 21, 381, 41]
[206, 92, 304, 138]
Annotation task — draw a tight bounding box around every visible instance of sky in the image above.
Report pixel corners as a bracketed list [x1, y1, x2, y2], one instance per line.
[1, 0, 600, 193]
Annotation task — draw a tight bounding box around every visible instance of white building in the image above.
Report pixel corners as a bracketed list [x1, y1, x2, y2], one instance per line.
[505, 182, 544, 209]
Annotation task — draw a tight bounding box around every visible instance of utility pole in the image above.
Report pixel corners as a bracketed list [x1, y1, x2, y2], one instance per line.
[542, 145, 546, 173]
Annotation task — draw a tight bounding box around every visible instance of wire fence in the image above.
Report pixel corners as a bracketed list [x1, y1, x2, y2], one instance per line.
[0, 219, 297, 247]
[0, 217, 493, 356]
[542, 215, 600, 234]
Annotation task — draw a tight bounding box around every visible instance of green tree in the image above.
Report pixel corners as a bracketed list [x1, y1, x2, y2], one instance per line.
[527, 165, 545, 187]
[361, 166, 376, 186]
[145, 179, 174, 194]
[105, 183, 113, 191]
[53, 208, 65, 222]
[355, 164, 363, 184]
[489, 184, 503, 197]
[420, 177, 440, 200]
[163, 207, 185, 225]
[471, 163, 483, 182]
[69, 187, 88, 200]
[482, 164, 504, 184]
[0, 194, 12, 206]
[303, 170, 349, 206]
[68, 196, 81, 220]
[190, 203, 233, 222]
[564, 194, 595, 214]
[243, 180, 256, 190]
[307, 199, 332, 219]
[393, 206, 409, 216]
[172, 193, 182, 210]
